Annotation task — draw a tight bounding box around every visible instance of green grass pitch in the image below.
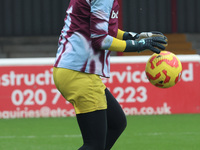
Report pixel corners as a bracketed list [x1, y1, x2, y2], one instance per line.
[1, 114, 200, 150]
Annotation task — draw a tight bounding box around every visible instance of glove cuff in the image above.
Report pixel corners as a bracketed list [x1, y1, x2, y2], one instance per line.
[123, 32, 139, 40]
[124, 40, 139, 52]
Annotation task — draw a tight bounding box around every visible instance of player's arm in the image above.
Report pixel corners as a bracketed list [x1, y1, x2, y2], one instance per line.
[117, 29, 168, 41]
[102, 35, 167, 54]
[90, 0, 167, 53]
[112, 29, 168, 53]
[116, 29, 138, 40]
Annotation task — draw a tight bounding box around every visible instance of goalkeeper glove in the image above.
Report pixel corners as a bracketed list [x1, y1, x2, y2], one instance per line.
[123, 31, 167, 41]
[136, 31, 167, 41]
[124, 37, 167, 54]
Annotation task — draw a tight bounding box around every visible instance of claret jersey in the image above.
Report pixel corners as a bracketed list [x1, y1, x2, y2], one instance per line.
[54, 0, 119, 77]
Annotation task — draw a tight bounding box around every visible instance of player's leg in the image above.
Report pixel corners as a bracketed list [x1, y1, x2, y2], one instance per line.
[104, 88, 127, 150]
[53, 67, 108, 150]
[77, 110, 107, 150]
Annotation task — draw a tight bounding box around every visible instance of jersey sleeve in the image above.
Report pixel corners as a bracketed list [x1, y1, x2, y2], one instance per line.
[90, 0, 126, 52]
[90, 0, 113, 49]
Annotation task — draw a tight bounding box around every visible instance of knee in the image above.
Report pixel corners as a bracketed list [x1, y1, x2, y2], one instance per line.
[79, 138, 106, 150]
[120, 116, 127, 132]
[117, 113, 127, 132]
[79, 142, 105, 150]
[91, 144, 105, 150]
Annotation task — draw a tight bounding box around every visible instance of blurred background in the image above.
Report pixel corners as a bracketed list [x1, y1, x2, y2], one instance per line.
[0, 0, 200, 58]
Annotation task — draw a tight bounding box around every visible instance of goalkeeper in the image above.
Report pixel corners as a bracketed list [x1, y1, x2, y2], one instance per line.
[53, 0, 167, 150]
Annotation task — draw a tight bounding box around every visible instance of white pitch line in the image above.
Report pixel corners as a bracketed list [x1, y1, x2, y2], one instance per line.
[1, 132, 199, 139]
[0, 134, 81, 139]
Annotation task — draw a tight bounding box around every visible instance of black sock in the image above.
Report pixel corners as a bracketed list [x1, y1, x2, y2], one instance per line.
[77, 110, 107, 150]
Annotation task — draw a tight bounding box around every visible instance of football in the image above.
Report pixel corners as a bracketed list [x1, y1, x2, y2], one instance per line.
[145, 51, 182, 88]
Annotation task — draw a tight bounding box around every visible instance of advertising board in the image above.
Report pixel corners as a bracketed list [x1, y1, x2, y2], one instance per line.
[0, 55, 199, 119]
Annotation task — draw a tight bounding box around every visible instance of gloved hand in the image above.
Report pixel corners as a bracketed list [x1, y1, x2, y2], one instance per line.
[123, 32, 138, 40]
[124, 36, 167, 54]
[136, 31, 168, 42]
[123, 31, 168, 42]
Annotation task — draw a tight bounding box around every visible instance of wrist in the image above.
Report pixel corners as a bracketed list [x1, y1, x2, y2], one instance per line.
[123, 32, 138, 40]
[124, 40, 139, 52]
